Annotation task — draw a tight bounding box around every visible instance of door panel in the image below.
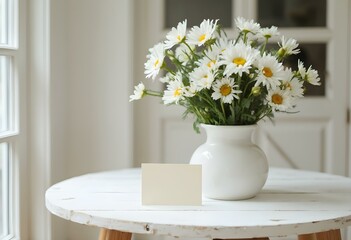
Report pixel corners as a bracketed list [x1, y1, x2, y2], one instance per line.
[255, 121, 327, 171]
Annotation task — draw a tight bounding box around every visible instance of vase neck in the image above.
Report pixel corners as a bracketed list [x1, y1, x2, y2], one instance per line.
[202, 125, 257, 144]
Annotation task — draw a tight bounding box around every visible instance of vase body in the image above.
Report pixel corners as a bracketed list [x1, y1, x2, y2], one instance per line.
[190, 124, 268, 200]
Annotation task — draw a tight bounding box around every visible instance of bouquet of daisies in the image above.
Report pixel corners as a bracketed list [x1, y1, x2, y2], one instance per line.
[130, 17, 320, 132]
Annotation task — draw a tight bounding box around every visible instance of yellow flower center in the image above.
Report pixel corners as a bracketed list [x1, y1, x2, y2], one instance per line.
[233, 57, 246, 66]
[220, 84, 232, 96]
[154, 59, 159, 68]
[272, 94, 283, 105]
[174, 88, 181, 97]
[207, 60, 216, 68]
[177, 35, 182, 41]
[198, 34, 206, 42]
[263, 67, 273, 77]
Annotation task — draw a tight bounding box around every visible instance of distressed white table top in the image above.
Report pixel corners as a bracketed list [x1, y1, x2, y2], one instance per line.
[45, 168, 351, 238]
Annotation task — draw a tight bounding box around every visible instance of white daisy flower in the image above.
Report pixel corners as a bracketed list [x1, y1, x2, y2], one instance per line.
[197, 48, 220, 70]
[298, 60, 306, 75]
[278, 36, 300, 56]
[219, 41, 259, 77]
[187, 19, 218, 46]
[298, 60, 321, 86]
[213, 37, 230, 53]
[189, 66, 215, 91]
[159, 73, 172, 83]
[129, 82, 145, 102]
[258, 26, 279, 40]
[183, 84, 197, 97]
[175, 44, 194, 65]
[211, 77, 242, 104]
[245, 31, 261, 43]
[267, 89, 294, 112]
[255, 53, 284, 90]
[164, 20, 187, 49]
[281, 69, 304, 98]
[144, 43, 165, 79]
[235, 17, 261, 34]
[162, 79, 185, 105]
[305, 67, 321, 86]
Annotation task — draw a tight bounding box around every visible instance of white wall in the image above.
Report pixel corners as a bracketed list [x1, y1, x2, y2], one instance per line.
[50, 0, 69, 239]
[48, 0, 134, 239]
[64, 0, 134, 175]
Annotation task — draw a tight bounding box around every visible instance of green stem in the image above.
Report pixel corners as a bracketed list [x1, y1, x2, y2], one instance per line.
[243, 77, 258, 96]
[198, 91, 226, 123]
[162, 65, 176, 75]
[243, 32, 248, 44]
[237, 75, 243, 104]
[183, 42, 196, 56]
[194, 108, 206, 123]
[220, 101, 226, 122]
[234, 32, 243, 44]
[231, 100, 235, 124]
[145, 90, 163, 97]
[261, 38, 268, 55]
[257, 108, 273, 122]
[237, 74, 242, 88]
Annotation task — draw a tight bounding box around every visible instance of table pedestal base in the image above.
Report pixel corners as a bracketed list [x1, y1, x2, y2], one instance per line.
[99, 229, 341, 240]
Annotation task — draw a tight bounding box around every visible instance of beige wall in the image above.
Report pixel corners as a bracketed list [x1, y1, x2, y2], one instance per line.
[49, 0, 134, 239]
[50, 1, 69, 239]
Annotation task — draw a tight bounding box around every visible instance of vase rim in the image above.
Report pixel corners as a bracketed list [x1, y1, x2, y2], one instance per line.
[200, 124, 258, 129]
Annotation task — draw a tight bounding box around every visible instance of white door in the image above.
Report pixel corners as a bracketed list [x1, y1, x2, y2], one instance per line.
[133, 0, 350, 176]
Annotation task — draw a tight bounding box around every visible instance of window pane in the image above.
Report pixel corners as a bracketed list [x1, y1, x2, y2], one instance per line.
[0, 142, 9, 238]
[0, 56, 10, 132]
[0, 0, 8, 45]
[258, 0, 326, 28]
[165, 0, 232, 28]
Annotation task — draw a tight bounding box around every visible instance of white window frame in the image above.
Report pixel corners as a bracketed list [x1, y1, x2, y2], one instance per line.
[0, 0, 18, 49]
[0, 0, 26, 239]
[27, 0, 52, 239]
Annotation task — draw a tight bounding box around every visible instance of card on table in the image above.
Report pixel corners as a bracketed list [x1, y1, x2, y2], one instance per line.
[141, 163, 202, 206]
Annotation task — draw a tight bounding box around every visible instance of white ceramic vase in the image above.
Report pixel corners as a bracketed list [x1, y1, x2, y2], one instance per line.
[190, 124, 269, 200]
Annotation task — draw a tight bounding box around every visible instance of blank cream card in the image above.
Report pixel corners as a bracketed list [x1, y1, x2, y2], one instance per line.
[141, 163, 202, 206]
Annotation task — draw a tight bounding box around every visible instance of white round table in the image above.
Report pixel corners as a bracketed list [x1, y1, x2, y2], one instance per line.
[45, 168, 351, 240]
